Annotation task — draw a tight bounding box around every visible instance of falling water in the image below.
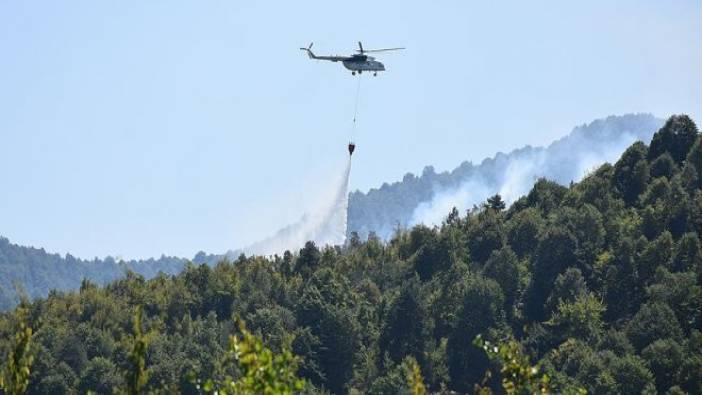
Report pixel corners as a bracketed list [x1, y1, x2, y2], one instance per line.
[241, 157, 352, 256]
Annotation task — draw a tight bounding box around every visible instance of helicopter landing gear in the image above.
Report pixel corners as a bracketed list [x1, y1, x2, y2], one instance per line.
[352, 71, 356, 76]
[373, 72, 377, 76]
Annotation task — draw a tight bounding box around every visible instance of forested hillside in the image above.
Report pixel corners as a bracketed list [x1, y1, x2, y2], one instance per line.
[0, 114, 662, 311]
[0, 241, 220, 311]
[1, 114, 701, 394]
[348, 113, 663, 239]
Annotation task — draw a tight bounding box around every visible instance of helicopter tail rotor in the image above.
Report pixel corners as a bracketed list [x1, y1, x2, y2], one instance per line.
[299, 42, 316, 59]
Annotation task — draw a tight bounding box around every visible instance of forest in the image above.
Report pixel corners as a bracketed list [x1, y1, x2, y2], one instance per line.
[0, 114, 662, 311]
[1, 114, 702, 394]
[0, 240, 223, 311]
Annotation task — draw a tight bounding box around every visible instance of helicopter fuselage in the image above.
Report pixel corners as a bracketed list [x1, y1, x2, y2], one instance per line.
[343, 59, 385, 72]
[342, 55, 385, 72]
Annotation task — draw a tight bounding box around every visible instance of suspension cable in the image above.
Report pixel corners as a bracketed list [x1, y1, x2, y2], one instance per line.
[352, 75, 362, 136]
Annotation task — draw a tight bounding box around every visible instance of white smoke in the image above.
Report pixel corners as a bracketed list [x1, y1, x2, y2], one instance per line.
[497, 153, 546, 203]
[411, 177, 492, 226]
[410, 116, 659, 227]
[241, 158, 351, 256]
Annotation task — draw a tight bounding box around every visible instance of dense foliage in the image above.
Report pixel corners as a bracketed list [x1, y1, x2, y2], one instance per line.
[2, 114, 702, 394]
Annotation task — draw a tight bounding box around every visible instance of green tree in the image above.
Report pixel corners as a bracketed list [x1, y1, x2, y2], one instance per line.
[405, 357, 428, 395]
[473, 335, 552, 395]
[378, 277, 430, 366]
[486, 194, 506, 211]
[680, 330, 702, 394]
[56, 334, 88, 373]
[412, 230, 451, 281]
[294, 241, 321, 277]
[526, 178, 568, 214]
[505, 207, 544, 258]
[296, 269, 359, 393]
[547, 293, 605, 343]
[672, 232, 702, 272]
[1, 306, 34, 395]
[467, 209, 505, 264]
[431, 263, 472, 339]
[649, 114, 699, 164]
[647, 268, 702, 332]
[599, 329, 635, 357]
[603, 238, 642, 322]
[79, 357, 125, 394]
[401, 225, 435, 260]
[447, 276, 504, 392]
[483, 247, 520, 318]
[642, 339, 684, 393]
[196, 320, 305, 395]
[229, 321, 304, 394]
[638, 231, 673, 284]
[663, 178, 694, 238]
[627, 302, 683, 351]
[613, 141, 650, 205]
[640, 176, 672, 207]
[650, 153, 678, 179]
[610, 354, 655, 395]
[540, 339, 596, 393]
[280, 250, 294, 277]
[120, 306, 151, 395]
[552, 205, 605, 279]
[526, 228, 577, 321]
[686, 135, 702, 187]
[246, 306, 296, 353]
[35, 362, 78, 395]
[368, 356, 424, 395]
[575, 163, 620, 214]
[681, 163, 699, 194]
[544, 267, 587, 316]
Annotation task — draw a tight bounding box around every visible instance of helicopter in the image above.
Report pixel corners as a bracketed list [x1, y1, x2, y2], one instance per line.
[300, 41, 404, 76]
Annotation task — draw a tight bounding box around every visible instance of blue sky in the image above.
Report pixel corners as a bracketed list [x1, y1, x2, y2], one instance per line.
[1, 1, 701, 259]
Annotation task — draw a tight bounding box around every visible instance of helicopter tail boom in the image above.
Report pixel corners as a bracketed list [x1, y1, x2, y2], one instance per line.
[299, 42, 317, 59]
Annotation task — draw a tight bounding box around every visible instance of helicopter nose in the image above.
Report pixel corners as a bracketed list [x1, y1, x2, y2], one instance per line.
[379, 63, 385, 71]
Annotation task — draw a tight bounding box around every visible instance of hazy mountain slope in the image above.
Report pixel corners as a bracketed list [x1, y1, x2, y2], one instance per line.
[348, 113, 664, 239]
[0, 237, 221, 310]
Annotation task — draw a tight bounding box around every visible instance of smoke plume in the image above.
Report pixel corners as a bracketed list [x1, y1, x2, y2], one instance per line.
[410, 114, 662, 226]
